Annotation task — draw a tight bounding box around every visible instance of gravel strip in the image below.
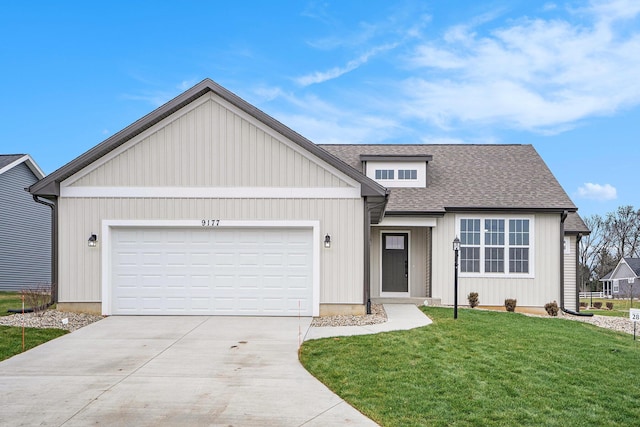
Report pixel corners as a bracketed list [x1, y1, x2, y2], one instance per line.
[0, 310, 104, 332]
[311, 303, 387, 327]
[2, 305, 635, 336]
[555, 311, 638, 335]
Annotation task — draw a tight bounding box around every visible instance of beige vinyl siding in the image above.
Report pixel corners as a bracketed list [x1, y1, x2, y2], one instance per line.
[564, 235, 577, 311]
[370, 227, 429, 298]
[431, 213, 561, 307]
[57, 197, 364, 305]
[67, 94, 352, 189]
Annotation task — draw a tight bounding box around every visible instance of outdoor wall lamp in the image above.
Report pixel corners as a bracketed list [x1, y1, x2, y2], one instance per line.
[88, 234, 98, 248]
[453, 236, 460, 319]
[324, 234, 331, 248]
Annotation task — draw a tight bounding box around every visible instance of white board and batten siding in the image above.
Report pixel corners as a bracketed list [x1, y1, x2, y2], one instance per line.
[57, 91, 365, 316]
[431, 213, 562, 307]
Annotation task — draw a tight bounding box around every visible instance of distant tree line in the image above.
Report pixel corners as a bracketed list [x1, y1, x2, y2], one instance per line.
[579, 205, 640, 292]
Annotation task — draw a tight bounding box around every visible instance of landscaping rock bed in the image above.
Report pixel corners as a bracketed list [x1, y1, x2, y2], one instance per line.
[311, 303, 387, 327]
[0, 310, 104, 332]
[558, 311, 638, 335]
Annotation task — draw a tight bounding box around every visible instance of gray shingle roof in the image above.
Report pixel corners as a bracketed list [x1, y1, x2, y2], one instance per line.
[564, 212, 590, 234]
[320, 144, 578, 214]
[0, 154, 25, 171]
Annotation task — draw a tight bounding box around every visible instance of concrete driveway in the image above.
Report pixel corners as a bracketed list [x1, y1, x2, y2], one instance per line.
[0, 316, 377, 426]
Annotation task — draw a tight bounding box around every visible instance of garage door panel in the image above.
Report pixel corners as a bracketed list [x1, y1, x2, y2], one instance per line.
[111, 227, 314, 315]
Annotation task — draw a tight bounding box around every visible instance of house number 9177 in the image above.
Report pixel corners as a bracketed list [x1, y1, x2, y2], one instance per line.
[202, 219, 220, 227]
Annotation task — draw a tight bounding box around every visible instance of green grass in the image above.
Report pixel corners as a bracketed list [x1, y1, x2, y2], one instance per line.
[300, 307, 640, 427]
[0, 291, 23, 317]
[0, 292, 67, 361]
[0, 326, 67, 361]
[580, 298, 640, 317]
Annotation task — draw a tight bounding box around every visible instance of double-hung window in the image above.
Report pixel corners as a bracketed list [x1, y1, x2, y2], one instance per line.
[459, 217, 532, 276]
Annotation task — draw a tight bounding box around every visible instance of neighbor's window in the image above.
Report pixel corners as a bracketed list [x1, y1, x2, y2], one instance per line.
[375, 169, 394, 180]
[459, 217, 531, 275]
[398, 169, 417, 180]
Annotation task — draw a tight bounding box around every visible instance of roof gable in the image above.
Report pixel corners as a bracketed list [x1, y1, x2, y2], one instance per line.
[63, 93, 357, 190]
[29, 79, 386, 199]
[0, 154, 45, 179]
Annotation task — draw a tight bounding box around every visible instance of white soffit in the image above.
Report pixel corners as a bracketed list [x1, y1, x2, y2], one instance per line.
[374, 217, 437, 227]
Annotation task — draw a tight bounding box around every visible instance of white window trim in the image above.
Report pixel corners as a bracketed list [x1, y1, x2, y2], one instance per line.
[379, 229, 411, 297]
[455, 214, 535, 279]
[100, 219, 320, 317]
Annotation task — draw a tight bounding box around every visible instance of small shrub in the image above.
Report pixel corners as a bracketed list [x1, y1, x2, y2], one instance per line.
[606, 302, 614, 310]
[593, 302, 603, 309]
[579, 302, 587, 308]
[467, 292, 479, 308]
[504, 298, 517, 312]
[544, 301, 559, 316]
[21, 284, 51, 317]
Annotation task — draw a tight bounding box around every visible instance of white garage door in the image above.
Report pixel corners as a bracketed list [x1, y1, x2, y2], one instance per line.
[110, 227, 313, 316]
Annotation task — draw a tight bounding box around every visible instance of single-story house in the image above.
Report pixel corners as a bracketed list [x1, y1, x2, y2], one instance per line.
[28, 78, 589, 316]
[600, 258, 640, 298]
[0, 154, 52, 291]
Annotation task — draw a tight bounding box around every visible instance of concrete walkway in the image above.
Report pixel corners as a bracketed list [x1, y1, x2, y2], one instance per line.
[0, 304, 430, 426]
[305, 303, 432, 341]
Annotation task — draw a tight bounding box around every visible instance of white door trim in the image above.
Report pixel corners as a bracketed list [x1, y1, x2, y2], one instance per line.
[101, 219, 320, 316]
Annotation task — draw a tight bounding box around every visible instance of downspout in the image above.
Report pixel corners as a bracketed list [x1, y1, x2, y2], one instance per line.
[559, 211, 568, 310]
[32, 195, 57, 304]
[364, 199, 388, 314]
[575, 233, 583, 312]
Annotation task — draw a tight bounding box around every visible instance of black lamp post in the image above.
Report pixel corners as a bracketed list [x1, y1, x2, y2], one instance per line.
[453, 236, 460, 319]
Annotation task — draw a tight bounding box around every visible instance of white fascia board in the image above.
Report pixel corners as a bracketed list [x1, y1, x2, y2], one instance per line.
[374, 217, 437, 227]
[60, 186, 361, 199]
[0, 154, 45, 179]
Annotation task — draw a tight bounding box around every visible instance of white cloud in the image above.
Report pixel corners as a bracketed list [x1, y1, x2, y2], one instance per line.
[400, 1, 640, 132]
[252, 88, 400, 144]
[295, 43, 398, 86]
[576, 183, 617, 201]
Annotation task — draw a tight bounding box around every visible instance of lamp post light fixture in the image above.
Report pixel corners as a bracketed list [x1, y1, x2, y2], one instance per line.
[453, 236, 460, 319]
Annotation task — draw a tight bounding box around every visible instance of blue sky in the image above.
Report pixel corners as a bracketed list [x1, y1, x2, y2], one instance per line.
[1, 0, 638, 219]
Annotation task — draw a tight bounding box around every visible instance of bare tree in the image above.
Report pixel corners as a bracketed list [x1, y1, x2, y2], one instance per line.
[579, 214, 610, 287]
[604, 205, 640, 259]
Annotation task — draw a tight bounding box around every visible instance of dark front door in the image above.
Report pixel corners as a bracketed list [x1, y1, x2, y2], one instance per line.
[381, 233, 408, 293]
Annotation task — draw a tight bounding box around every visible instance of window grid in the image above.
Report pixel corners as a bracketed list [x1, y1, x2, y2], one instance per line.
[459, 218, 530, 275]
[460, 219, 481, 272]
[375, 169, 394, 180]
[398, 169, 418, 180]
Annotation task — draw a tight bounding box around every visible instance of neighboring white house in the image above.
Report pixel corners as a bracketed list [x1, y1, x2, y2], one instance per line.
[600, 258, 640, 298]
[29, 79, 589, 316]
[0, 154, 51, 291]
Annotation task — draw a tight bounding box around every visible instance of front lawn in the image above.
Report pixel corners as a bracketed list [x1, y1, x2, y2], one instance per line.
[0, 326, 67, 362]
[300, 307, 640, 427]
[0, 292, 67, 361]
[0, 291, 22, 316]
[580, 298, 640, 317]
